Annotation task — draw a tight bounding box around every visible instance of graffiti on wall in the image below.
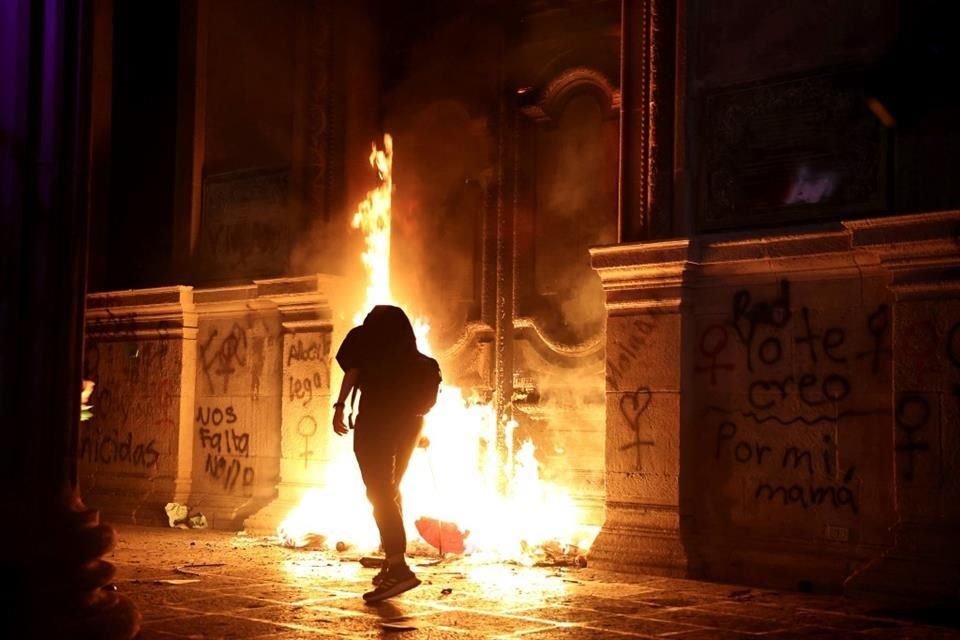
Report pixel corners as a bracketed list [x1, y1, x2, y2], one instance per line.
[698, 280, 892, 516]
[695, 323, 735, 385]
[194, 314, 280, 496]
[283, 333, 331, 470]
[297, 415, 318, 469]
[198, 323, 248, 395]
[79, 429, 160, 468]
[618, 386, 655, 470]
[892, 315, 960, 482]
[893, 394, 930, 482]
[197, 404, 255, 493]
[711, 419, 860, 514]
[79, 338, 180, 472]
[606, 316, 657, 392]
[604, 316, 660, 471]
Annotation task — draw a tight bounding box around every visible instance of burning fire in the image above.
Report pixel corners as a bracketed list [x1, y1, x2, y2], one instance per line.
[350, 135, 394, 323]
[278, 135, 598, 563]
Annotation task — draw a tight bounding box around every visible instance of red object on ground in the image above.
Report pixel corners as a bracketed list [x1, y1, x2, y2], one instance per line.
[415, 517, 467, 554]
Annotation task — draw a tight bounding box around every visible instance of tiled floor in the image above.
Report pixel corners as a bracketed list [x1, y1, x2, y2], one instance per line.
[110, 526, 959, 639]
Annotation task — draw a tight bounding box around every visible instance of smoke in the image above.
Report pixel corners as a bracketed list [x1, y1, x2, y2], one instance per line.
[514, 353, 607, 520]
[391, 114, 492, 343]
[512, 91, 617, 512]
[372, 11, 615, 514]
[535, 91, 619, 342]
[281, 5, 614, 515]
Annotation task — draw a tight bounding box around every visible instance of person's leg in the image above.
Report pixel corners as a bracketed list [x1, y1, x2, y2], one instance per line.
[353, 424, 398, 558]
[388, 418, 424, 561]
[375, 420, 423, 567]
[393, 417, 423, 480]
[354, 417, 422, 602]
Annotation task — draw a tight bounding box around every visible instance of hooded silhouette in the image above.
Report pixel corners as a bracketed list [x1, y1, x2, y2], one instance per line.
[331, 305, 441, 602]
[337, 305, 440, 418]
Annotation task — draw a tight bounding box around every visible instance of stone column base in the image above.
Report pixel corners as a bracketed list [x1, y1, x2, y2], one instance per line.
[844, 524, 960, 602]
[186, 490, 277, 531]
[242, 481, 316, 535]
[588, 503, 689, 576]
[79, 476, 192, 528]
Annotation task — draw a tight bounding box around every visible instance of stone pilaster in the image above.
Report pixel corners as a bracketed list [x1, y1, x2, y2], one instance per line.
[188, 283, 283, 528]
[243, 275, 337, 533]
[82, 286, 198, 525]
[588, 240, 692, 575]
[843, 211, 960, 601]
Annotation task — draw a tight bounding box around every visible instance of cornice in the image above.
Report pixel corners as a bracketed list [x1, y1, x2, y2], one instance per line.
[591, 211, 960, 301]
[86, 285, 197, 339]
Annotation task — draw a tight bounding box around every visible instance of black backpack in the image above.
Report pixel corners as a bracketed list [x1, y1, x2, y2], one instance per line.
[406, 352, 441, 416]
[347, 305, 442, 420]
[348, 351, 441, 423]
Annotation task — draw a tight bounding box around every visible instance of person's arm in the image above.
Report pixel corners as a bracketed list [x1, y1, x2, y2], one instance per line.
[332, 368, 359, 436]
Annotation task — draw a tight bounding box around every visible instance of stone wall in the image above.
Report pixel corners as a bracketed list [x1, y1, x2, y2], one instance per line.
[244, 277, 337, 532]
[591, 210, 960, 600]
[688, 259, 894, 588]
[82, 287, 197, 525]
[80, 276, 334, 530]
[187, 285, 283, 527]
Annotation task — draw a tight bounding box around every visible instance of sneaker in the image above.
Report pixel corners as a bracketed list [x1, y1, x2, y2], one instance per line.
[371, 564, 388, 586]
[362, 566, 421, 603]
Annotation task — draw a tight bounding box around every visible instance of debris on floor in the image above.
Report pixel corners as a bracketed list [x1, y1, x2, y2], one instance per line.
[113, 525, 960, 639]
[523, 540, 588, 568]
[360, 555, 385, 568]
[415, 517, 467, 555]
[164, 502, 208, 529]
[175, 563, 225, 576]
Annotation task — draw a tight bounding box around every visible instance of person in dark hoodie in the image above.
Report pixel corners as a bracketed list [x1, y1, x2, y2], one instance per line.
[331, 305, 441, 602]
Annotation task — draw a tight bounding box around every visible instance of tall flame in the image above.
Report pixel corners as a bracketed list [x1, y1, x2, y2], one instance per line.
[351, 135, 394, 321]
[278, 135, 598, 562]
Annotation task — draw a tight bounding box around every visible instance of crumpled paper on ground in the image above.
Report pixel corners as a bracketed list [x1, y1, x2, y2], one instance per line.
[164, 502, 208, 529]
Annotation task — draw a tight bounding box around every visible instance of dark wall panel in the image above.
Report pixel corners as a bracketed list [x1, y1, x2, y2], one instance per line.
[104, 2, 179, 290]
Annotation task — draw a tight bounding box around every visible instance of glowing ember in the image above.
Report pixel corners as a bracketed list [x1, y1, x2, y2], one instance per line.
[277, 135, 599, 562]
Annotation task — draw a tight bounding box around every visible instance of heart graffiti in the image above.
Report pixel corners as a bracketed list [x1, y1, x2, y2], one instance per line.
[619, 386, 655, 470]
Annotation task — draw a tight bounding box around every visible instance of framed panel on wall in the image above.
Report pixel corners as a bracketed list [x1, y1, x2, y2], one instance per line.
[696, 69, 888, 232]
[195, 168, 291, 284]
[686, 0, 897, 233]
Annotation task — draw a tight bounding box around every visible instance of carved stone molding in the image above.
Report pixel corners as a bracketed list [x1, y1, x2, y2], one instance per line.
[514, 317, 605, 364]
[520, 66, 620, 122]
[590, 239, 691, 313]
[620, 0, 678, 240]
